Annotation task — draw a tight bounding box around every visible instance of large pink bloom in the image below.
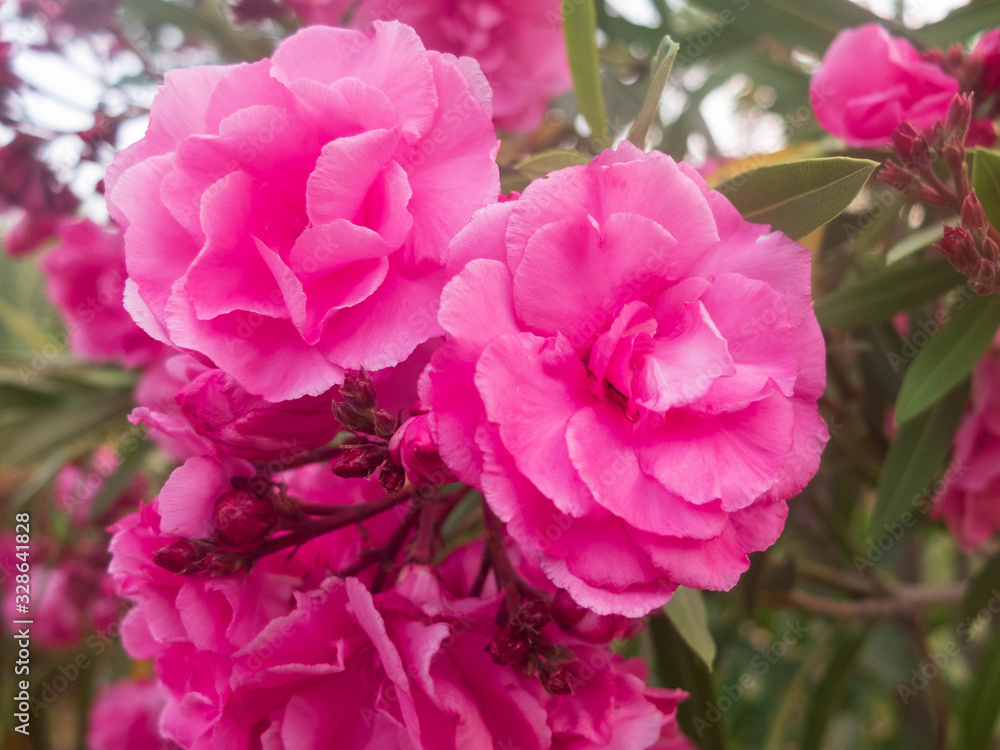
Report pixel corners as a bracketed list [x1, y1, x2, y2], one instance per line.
[106, 21, 499, 402]
[424, 143, 828, 616]
[810, 24, 960, 148]
[287, 0, 571, 132]
[87, 678, 170, 750]
[40, 219, 163, 367]
[932, 346, 1000, 551]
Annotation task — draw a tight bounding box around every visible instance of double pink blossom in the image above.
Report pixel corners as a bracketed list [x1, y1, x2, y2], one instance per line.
[106, 21, 499, 402]
[424, 143, 828, 616]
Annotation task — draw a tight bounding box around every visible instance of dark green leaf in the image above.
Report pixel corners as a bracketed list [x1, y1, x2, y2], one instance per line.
[815, 257, 965, 329]
[920, 0, 1000, 46]
[663, 587, 716, 671]
[886, 224, 945, 265]
[871, 380, 969, 536]
[801, 630, 869, 750]
[627, 36, 679, 148]
[651, 615, 727, 750]
[895, 294, 1000, 423]
[963, 552, 1000, 620]
[960, 628, 1000, 750]
[563, 0, 609, 148]
[973, 148, 1000, 231]
[717, 157, 878, 240]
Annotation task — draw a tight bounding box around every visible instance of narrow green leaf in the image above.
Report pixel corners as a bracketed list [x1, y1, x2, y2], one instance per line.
[963, 552, 1000, 620]
[717, 157, 878, 240]
[960, 629, 1000, 750]
[816, 257, 964, 329]
[871, 381, 969, 535]
[801, 630, 869, 750]
[973, 148, 1000, 230]
[515, 150, 591, 181]
[663, 586, 716, 671]
[896, 294, 1000, 423]
[626, 36, 679, 148]
[562, 0, 609, 147]
[651, 615, 727, 750]
[886, 224, 945, 265]
[920, 0, 1000, 46]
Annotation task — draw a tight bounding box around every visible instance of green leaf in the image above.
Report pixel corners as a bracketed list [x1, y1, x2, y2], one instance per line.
[516, 150, 591, 180]
[886, 224, 945, 265]
[626, 36, 679, 149]
[663, 586, 716, 671]
[815, 257, 965, 329]
[871, 380, 969, 536]
[562, 0, 609, 148]
[651, 615, 727, 750]
[963, 552, 1000, 620]
[895, 294, 1000, 423]
[717, 157, 878, 240]
[801, 630, 869, 750]
[690, 0, 909, 54]
[960, 629, 1000, 750]
[973, 148, 1000, 231]
[920, 0, 1000, 46]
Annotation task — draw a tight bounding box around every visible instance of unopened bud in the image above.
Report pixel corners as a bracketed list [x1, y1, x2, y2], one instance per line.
[487, 623, 532, 666]
[340, 369, 377, 412]
[945, 93, 973, 140]
[520, 599, 551, 632]
[213, 489, 278, 548]
[332, 401, 375, 433]
[878, 163, 921, 194]
[202, 550, 250, 576]
[962, 192, 990, 234]
[891, 123, 930, 170]
[939, 225, 979, 273]
[331, 443, 387, 479]
[153, 539, 211, 574]
[378, 461, 406, 493]
[540, 663, 574, 695]
[371, 408, 398, 440]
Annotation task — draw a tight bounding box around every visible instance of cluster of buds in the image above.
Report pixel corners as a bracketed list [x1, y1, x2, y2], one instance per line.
[921, 32, 1000, 129]
[153, 484, 282, 576]
[881, 94, 1000, 293]
[487, 596, 576, 695]
[331, 369, 406, 492]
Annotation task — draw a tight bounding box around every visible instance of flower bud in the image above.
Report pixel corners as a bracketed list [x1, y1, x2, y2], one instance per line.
[371, 408, 398, 440]
[202, 550, 251, 576]
[340, 369, 378, 413]
[378, 461, 406, 493]
[939, 226, 979, 274]
[540, 663, 574, 695]
[153, 539, 211, 574]
[388, 414, 457, 486]
[519, 599, 551, 632]
[213, 489, 278, 548]
[945, 93, 972, 139]
[487, 623, 532, 666]
[332, 400, 375, 433]
[961, 192, 990, 234]
[330, 443, 387, 479]
[891, 123, 930, 170]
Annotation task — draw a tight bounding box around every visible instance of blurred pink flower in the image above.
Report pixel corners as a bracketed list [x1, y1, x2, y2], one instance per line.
[87, 678, 170, 750]
[40, 219, 163, 366]
[287, 0, 571, 132]
[932, 346, 1000, 550]
[424, 142, 828, 616]
[106, 21, 499, 402]
[810, 24, 960, 148]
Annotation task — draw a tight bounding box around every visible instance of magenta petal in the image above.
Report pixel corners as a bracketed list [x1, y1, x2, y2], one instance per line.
[588, 301, 657, 388]
[159, 457, 233, 538]
[638, 393, 795, 510]
[567, 401, 728, 539]
[475, 332, 599, 517]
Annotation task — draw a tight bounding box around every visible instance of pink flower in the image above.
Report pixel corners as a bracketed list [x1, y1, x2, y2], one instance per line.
[106, 21, 499, 402]
[287, 0, 571, 132]
[389, 411, 457, 485]
[424, 143, 828, 616]
[972, 29, 1000, 97]
[211, 569, 688, 749]
[55, 445, 147, 522]
[932, 347, 1000, 551]
[40, 219, 163, 366]
[87, 678, 170, 750]
[810, 24, 960, 148]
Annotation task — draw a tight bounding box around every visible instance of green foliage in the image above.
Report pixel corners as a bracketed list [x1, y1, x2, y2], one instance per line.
[718, 157, 878, 240]
[663, 586, 717, 671]
[972, 148, 1000, 230]
[563, 0, 610, 148]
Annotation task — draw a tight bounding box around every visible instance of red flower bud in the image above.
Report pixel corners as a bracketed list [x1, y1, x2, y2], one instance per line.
[213, 489, 278, 548]
[519, 599, 551, 632]
[371, 408, 398, 440]
[890, 123, 930, 170]
[340, 369, 378, 413]
[487, 623, 532, 666]
[202, 550, 251, 576]
[540, 663, 574, 695]
[939, 225, 979, 273]
[945, 93, 973, 139]
[378, 461, 406, 493]
[961, 192, 990, 234]
[331, 443, 387, 479]
[153, 539, 211, 574]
